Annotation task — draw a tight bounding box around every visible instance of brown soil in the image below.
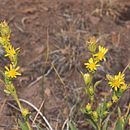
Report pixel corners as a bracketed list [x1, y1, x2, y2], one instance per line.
[0, 0, 130, 130]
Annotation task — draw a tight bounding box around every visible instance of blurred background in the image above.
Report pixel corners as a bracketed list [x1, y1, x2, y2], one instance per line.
[0, 0, 130, 130]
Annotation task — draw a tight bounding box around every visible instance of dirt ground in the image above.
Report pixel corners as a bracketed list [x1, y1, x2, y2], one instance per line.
[0, 0, 130, 130]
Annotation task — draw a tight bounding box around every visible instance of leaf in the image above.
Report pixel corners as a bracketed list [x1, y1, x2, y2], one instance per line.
[87, 119, 97, 130]
[117, 107, 121, 117]
[124, 106, 130, 127]
[69, 121, 78, 130]
[4, 89, 11, 95]
[85, 114, 98, 130]
[18, 119, 29, 130]
[102, 115, 110, 130]
[94, 80, 102, 89]
[114, 117, 124, 130]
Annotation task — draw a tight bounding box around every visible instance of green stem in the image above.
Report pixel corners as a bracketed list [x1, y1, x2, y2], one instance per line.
[13, 94, 22, 110]
[12, 93, 32, 130]
[97, 118, 102, 130]
[97, 124, 101, 130]
[26, 121, 32, 130]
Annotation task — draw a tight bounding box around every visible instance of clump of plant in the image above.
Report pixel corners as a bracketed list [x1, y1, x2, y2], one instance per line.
[81, 36, 130, 130]
[0, 21, 32, 130]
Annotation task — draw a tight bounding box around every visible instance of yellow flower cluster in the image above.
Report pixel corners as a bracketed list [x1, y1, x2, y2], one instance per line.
[107, 72, 127, 91]
[85, 37, 108, 72]
[85, 103, 98, 122]
[0, 21, 21, 79]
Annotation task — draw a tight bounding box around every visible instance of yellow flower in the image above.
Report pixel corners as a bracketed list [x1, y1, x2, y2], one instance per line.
[4, 45, 19, 62]
[85, 58, 100, 72]
[94, 46, 108, 61]
[108, 72, 125, 91]
[5, 45, 16, 57]
[5, 64, 21, 78]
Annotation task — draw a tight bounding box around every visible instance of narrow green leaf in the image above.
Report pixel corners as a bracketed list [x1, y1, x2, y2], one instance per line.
[87, 119, 97, 130]
[117, 107, 121, 117]
[69, 121, 78, 130]
[18, 119, 29, 130]
[114, 117, 124, 130]
[124, 114, 130, 127]
[94, 80, 102, 89]
[102, 115, 110, 130]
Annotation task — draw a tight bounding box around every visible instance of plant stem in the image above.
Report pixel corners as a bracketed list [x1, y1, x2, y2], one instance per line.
[12, 93, 32, 130]
[26, 121, 32, 130]
[13, 94, 22, 110]
[97, 124, 101, 130]
[97, 119, 102, 130]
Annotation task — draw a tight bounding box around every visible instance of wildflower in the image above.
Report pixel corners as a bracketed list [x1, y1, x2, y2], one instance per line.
[94, 46, 108, 61]
[85, 58, 100, 72]
[5, 45, 16, 57]
[5, 64, 21, 78]
[108, 72, 125, 91]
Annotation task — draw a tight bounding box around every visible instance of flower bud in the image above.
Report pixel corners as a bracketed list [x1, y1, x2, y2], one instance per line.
[106, 101, 112, 108]
[87, 37, 97, 53]
[112, 95, 118, 103]
[22, 108, 30, 118]
[82, 73, 92, 85]
[88, 43, 97, 53]
[86, 103, 92, 112]
[92, 111, 98, 121]
[103, 111, 108, 117]
[0, 21, 10, 37]
[88, 87, 94, 96]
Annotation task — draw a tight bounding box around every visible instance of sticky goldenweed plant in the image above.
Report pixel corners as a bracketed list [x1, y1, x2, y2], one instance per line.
[81, 36, 130, 130]
[0, 21, 32, 130]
